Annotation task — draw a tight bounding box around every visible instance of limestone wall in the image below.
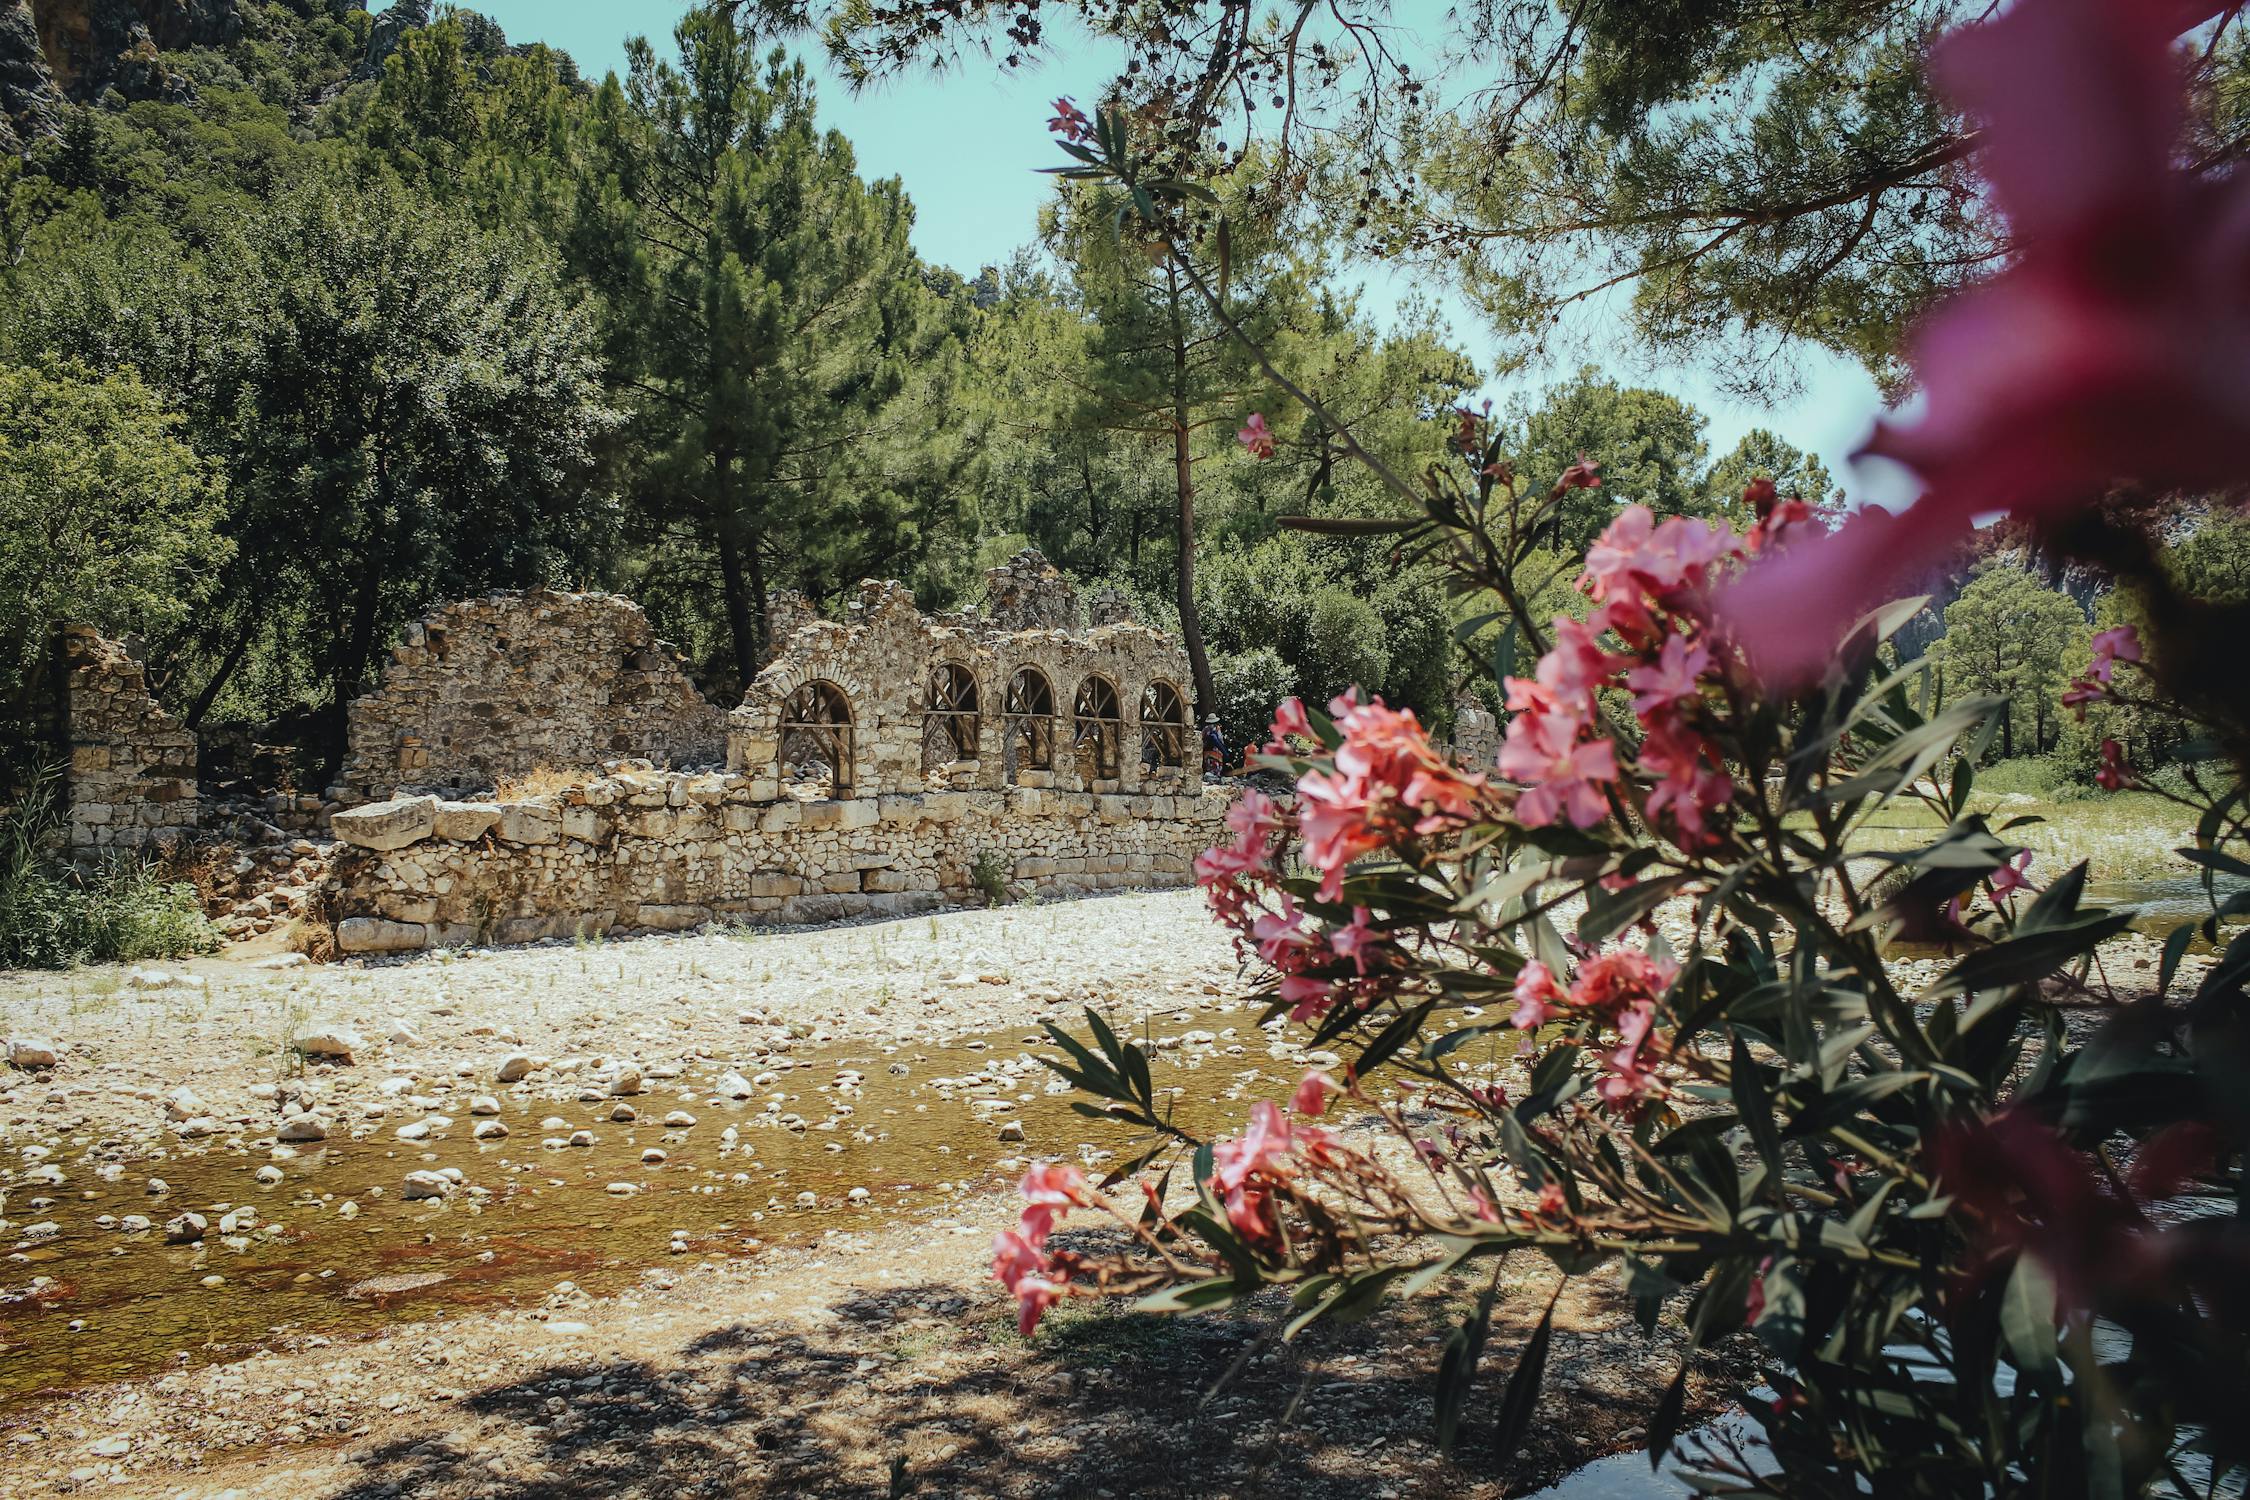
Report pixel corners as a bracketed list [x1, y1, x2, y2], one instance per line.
[330, 591, 727, 805]
[322, 773, 1234, 954]
[59, 626, 198, 859]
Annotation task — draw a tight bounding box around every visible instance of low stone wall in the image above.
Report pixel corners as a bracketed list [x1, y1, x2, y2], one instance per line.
[60, 626, 198, 859]
[320, 769, 1235, 955]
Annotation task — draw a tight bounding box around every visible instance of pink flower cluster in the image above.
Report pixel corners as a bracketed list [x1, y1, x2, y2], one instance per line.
[1498, 500, 1739, 846]
[1299, 691, 1489, 900]
[1237, 411, 1276, 458]
[1047, 96, 1092, 142]
[1510, 947, 1679, 1108]
[992, 1162, 1095, 1334]
[1207, 1099, 1340, 1252]
[2062, 624, 2143, 719]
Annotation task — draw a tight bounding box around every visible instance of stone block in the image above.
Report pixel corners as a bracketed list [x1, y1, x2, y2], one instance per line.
[760, 802, 804, 833]
[497, 803, 562, 845]
[332, 796, 441, 851]
[1015, 856, 1059, 879]
[836, 799, 879, 830]
[434, 802, 503, 841]
[336, 916, 428, 954]
[863, 869, 914, 894]
[750, 871, 803, 898]
[821, 872, 863, 895]
[635, 904, 711, 930]
[375, 893, 439, 923]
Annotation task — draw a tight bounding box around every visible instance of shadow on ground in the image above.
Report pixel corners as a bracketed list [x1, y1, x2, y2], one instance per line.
[316, 1260, 1716, 1500]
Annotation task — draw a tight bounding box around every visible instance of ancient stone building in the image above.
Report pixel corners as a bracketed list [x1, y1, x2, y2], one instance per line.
[329, 591, 728, 805]
[58, 626, 198, 859]
[317, 555, 1224, 953]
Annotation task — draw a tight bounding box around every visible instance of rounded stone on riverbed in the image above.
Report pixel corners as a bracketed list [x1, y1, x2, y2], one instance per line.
[473, 1120, 509, 1141]
[255, 1166, 284, 1186]
[496, 1054, 535, 1083]
[165, 1212, 207, 1243]
[663, 1110, 696, 1128]
[641, 1148, 666, 1164]
[401, 1170, 453, 1201]
[7, 1037, 59, 1070]
[469, 1096, 501, 1116]
[609, 1103, 638, 1123]
[606, 1181, 639, 1195]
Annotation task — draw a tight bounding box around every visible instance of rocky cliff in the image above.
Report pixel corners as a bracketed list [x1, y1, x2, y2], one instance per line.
[3, 0, 241, 149]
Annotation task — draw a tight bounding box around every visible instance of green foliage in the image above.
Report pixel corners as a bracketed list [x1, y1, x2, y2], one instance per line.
[1209, 647, 1297, 758]
[0, 777, 218, 969]
[1504, 366, 1711, 553]
[561, 9, 962, 689]
[1932, 562, 2088, 759]
[0, 358, 228, 746]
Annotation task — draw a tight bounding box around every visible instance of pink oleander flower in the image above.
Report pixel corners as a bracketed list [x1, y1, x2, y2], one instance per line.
[1580, 505, 1738, 605]
[1469, 1185, 1502, 1223]
[1499, 708, 1618, 829]
[1533, 1180, 1569, 1218]
[1017, 1162, 1093, 1243]
[1211, 1100, 1294, 1194]
[1194, 788, 1283, 887]
[1990, 850, 2036, 903]
[1555, 454, 1602, 492]
[2097, 738, 2132, 790]
[1292, 1071, 1339, 1116]
[2061, 676, 2113, 719]
[1047, 96, 1092, 142]
[1638, 720, 1734, 847]
[1716, 0, 2250, 686]
[1048, 97, 1092, 140]
[1237, 411, 1276, 459]
[1745, 497, 1813, 555]
[1275, 973, 1336, 1020]
[1327, 905, 1389, 975]
[1537, 614, 1627, 708]
[1298, 692, 1486, 900]
[2089, 624, 2143, 682]
[1595, 1000, 1664, 1109]
[1568, 949, 1678, 1021]
[1267, 695, 1315, 751]
[1626, 634, 1713, 721]
[1510, 959, 1568, 1030]
[993, 1227, 1065, 1334]
[1251, 897, 1318, 969]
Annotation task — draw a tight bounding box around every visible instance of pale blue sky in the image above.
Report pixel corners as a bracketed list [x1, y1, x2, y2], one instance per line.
[390, 1, 1905, 507]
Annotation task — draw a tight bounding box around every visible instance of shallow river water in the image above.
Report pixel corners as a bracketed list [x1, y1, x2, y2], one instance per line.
[1, 1002, 1322, 1408]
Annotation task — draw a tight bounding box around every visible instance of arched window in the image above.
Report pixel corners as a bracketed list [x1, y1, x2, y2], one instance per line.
[1072, 674, 1123, 780]
[1140, 680, 1190, 770]
[924, 661, 981, 766]
[1003, 667, 1056, 773]
[779, 680, 854, 797]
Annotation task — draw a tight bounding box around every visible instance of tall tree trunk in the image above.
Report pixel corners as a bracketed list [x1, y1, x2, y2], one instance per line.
[715, 525, 759, 691]
[1166, 264, 1219, 721]
[185, 604, 262, 729]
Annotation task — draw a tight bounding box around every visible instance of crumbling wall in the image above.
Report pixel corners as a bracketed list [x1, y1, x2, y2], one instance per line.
[982, 548, 1081, 631]
[330, 591, 727, 805]
[322, 774, 1234, 953]
[59, 626, 197, 858]
[1452, 696, 1499, 772]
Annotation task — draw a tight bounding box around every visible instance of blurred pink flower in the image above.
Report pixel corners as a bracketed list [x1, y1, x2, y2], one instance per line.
[1555, 454, 1602, 492]
[1638, 721, 1734, 847]
[1237, 412, 1276, 459]
[1626, 634, 1713, 720]
[1212, 1100, 1295, 1193]
[1046, 96, 1092, 142]
[1581, 505, 1737, 605]
[2097, 737, 2132, 790]
[1500, 709, 1618, 828]
[1267, 695, 1315, 750]
[1569, 949, 1678, 1021]
[1717, 0, 2250, 686]
[2089, 624, 2143, 681]
[1510, 959, 1568, 1030]
[1989, 850, 2036, 903]
[1292, 1071, 1339, 1116]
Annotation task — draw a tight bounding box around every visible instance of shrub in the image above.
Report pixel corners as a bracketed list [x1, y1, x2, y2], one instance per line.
[1210, 647, 1296, 761]
[0, 776, 218, 968]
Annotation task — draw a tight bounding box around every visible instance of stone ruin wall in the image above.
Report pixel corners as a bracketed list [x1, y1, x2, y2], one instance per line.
[59, 626, 198, 860]
[328, 590, 729, 806]
[317, 555, 1226, 954]
[321, 776, 1232, 954]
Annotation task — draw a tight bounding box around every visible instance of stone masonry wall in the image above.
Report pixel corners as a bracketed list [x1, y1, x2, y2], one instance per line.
[330, 591, 728, 805]
[60, 626, 198, 859]
[322, 774, 1233, 954]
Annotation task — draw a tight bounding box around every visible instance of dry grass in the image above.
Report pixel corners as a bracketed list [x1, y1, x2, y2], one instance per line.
[494, 764, 592, 801]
